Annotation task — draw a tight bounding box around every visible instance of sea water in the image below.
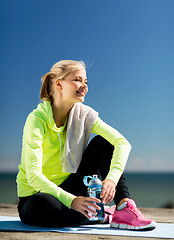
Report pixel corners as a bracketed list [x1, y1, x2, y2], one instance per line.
[0, 172, 174, 208]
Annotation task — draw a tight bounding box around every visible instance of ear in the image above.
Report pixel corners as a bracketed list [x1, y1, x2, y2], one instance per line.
[55, 79, 63, 90]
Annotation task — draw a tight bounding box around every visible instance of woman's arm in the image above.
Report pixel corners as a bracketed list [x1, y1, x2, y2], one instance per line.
[22, 113, 76, 208]
[91, 117, 131, 204]
[92, 117, 131, 185]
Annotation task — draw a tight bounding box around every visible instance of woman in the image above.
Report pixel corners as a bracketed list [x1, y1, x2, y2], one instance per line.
[16, 60, 156, 230]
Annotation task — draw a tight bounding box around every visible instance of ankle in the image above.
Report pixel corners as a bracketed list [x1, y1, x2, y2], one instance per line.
[117, 198, 130, 208]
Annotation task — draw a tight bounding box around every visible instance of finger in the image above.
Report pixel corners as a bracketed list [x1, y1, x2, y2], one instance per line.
[83, 206, 98, 215]
[102, 188, 110, 204]
[84, 199, 101, 211]
[86, 197, 101, 203]
[102, 195, 108, 204]
[105, 195, 114, 204]
[104, 189, 115, 204]
[100, 187, 106, 198]
[81, 210, 91, 219]
[87, 201, 101, 211]
[102, 187, 113, 204]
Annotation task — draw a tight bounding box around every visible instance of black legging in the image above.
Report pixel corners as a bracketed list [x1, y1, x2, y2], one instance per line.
[17, 136, 130, 227]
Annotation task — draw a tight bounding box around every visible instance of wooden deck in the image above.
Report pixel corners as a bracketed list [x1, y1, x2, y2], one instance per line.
[0, 204, 174, 240]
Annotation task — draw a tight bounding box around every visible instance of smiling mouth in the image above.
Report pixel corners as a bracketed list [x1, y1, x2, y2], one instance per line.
[76, 91, 86, 97]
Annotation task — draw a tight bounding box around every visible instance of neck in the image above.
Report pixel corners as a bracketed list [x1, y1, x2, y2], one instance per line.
[51, 99, 74, 128]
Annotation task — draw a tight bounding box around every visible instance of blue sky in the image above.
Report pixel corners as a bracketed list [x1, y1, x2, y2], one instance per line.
[0, 0, 174, 172]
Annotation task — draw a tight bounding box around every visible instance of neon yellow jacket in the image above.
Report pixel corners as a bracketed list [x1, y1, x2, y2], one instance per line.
[16, 101, 131, 208]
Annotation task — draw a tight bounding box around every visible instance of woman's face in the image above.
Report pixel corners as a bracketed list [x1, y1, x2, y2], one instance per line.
[56, 67, 88, 104]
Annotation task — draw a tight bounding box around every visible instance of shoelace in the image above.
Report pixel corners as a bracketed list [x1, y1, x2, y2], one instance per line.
[129, 205, 143, 218]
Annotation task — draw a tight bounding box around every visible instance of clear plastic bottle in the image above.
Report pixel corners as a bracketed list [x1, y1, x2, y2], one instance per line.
[83, 175, 104, 221]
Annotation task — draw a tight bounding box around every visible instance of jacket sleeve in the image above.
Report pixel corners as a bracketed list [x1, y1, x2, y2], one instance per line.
[23, 113, 76, 208]
[91, 117, 131, 185]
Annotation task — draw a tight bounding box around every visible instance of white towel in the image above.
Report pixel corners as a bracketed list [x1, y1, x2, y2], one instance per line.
[62, 103, 98, 173]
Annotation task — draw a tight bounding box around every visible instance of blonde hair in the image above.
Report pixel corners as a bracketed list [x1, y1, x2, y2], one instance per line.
[40, 60, 86, 103]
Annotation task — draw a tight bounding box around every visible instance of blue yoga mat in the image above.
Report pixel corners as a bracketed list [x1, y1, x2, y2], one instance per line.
[0, 216, 174, 239]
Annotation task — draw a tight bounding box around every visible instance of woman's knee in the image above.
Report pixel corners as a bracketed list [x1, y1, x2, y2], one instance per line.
[90, 135, 113, 149]
[89, 136, 114, 156]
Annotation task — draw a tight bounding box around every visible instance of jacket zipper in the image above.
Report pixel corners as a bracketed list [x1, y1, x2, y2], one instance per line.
[58, 132, 63, 164]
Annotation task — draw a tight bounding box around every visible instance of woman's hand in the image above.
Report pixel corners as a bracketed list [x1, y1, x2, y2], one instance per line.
[100, 179, 116, 204]
[71, 196, 101, 219]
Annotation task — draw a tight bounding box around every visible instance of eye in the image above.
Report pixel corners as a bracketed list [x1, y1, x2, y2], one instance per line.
[73, 79, 81, 82]
[73, 78, 88, 85]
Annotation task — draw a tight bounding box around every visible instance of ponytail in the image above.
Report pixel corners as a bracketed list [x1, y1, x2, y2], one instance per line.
[40, 72, 56, 103]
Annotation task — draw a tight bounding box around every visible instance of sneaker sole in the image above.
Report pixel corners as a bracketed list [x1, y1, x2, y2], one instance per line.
[110, 221, 156, 231]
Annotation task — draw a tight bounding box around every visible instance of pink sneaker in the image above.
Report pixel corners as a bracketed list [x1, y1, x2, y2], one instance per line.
[110, 199, 156, 230]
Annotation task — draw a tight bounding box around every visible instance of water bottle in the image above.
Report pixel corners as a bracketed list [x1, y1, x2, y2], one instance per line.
[83, 175, 104, 221]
